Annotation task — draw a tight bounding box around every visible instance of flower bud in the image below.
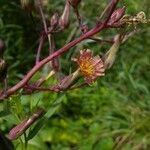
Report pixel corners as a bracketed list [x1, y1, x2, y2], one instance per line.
[107, 7, 126, 26]
[50, 13, 59, 30]
[52, 70, 80, 91]
[68, 0, 81, 8]
[0, 39, 7, 92]
[59, 1, 70, 30]
[8, 109, 44, 140]
[20, 0, 35, 12]
[0, 59, 7, 83]
[0, 39, 6, 57]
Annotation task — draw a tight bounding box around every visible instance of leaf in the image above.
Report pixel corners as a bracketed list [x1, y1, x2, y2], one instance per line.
[27, 94, 65, 141]
[8, 94, 24, 119]
[0, 110, 10, 117]
[93, 137, 113, 150]
[26, 117, 46, 141]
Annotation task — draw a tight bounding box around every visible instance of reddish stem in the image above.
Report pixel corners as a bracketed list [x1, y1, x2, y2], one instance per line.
[0, 23, 104, 99]
[0, 0, 120, 100]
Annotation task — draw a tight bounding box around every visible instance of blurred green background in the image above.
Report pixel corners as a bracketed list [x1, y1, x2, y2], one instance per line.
[0, 0, 150, 149]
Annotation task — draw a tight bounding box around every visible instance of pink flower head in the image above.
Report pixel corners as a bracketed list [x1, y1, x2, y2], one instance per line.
[74, 49, 105, 84]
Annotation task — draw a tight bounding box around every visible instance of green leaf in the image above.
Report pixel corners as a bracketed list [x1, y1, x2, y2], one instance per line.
[93, 138, 113, 150]
[9, 94, 24, 120]
[26, 117, 47, 141]
[27, 94, 65, 141]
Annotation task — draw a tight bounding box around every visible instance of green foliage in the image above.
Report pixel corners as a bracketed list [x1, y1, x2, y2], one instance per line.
[0, 0, 150, 150]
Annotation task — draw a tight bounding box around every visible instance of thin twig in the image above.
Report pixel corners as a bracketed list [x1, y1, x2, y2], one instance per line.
[36, 34, 45, 64]
[37, 0, 52, 54]
[74, 8, 82, 29]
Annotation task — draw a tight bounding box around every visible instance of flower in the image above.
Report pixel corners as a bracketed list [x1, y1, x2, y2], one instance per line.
[74, 49, 105, 84]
